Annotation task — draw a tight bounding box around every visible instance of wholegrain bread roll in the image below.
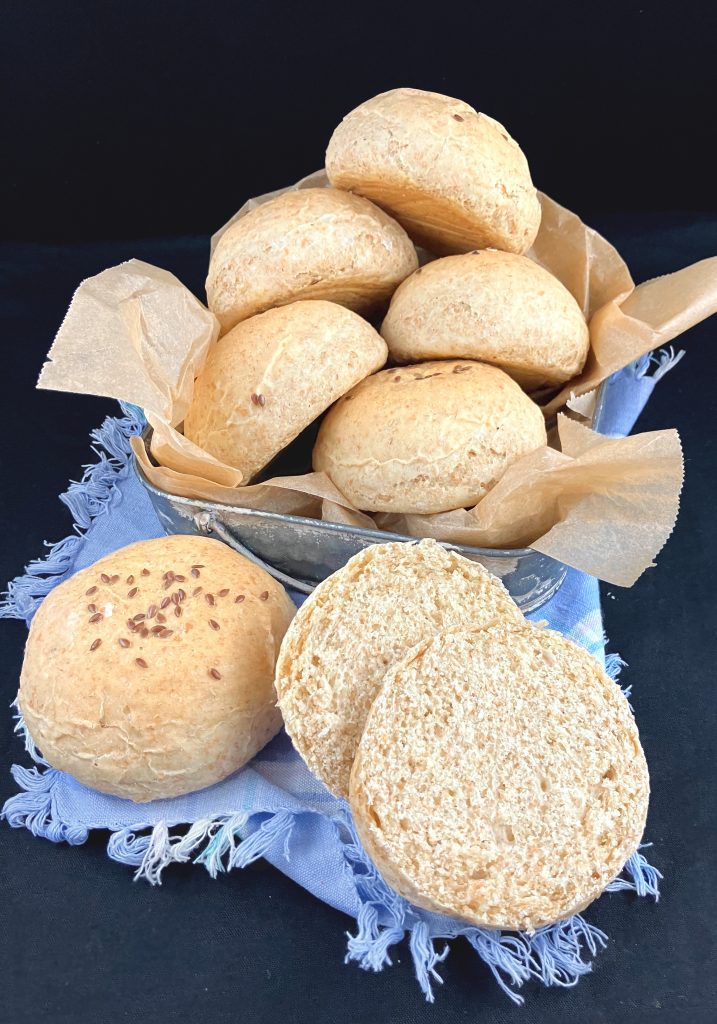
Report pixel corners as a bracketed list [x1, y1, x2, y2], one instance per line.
[18, 535, 295, 802]
[184, 300, 388, 482]
[275, 539, 522, 798]
[381, 251, 590, 389]
[206, 187, 418, 333]
[326, 88, 541, 256]
[350, 623, 650, 931]
[312, 360, 547, 514]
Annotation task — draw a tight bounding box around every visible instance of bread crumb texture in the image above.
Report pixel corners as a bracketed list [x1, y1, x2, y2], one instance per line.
[350, 622, 649, 931]
[275, 539, 522, 797]
[18, 535, 296, 802]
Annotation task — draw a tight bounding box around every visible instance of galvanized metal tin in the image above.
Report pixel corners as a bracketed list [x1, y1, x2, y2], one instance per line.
[134, 384, 606, 612]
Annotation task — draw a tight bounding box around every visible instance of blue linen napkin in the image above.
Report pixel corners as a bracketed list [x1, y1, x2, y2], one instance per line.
[1, 355, 676, 1003]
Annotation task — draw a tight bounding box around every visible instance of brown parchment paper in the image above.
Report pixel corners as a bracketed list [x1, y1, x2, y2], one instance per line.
[38, 172, 717, 585]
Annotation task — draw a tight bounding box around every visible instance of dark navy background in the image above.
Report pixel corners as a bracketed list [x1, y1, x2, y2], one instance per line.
[1, 3, 716, 1021]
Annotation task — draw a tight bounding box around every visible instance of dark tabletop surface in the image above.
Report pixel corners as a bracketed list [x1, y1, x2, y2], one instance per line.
[1, 219, 716, 1024]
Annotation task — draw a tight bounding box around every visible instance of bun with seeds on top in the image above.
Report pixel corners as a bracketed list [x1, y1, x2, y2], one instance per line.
[17, 535, 295, 802]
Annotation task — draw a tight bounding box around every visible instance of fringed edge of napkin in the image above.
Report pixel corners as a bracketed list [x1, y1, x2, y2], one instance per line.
[3, 740, 661, 1004]
[0, 407, 662, 1004]
[0, 407, 144, 626]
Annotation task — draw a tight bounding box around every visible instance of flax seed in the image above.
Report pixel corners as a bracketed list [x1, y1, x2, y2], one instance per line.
[90, 638, 102, 651]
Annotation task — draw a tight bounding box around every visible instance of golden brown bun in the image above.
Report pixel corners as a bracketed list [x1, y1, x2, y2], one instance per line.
[184, 300, 388, 482]
[326, 88, 541, 256]
[350, 622, 650, 931]
[381, 250, 590, 389]
[275, 539, 522, 797]
[18, 536, 295, 802]
[312, 360, 547, 514]
[206, 187, 418, 333]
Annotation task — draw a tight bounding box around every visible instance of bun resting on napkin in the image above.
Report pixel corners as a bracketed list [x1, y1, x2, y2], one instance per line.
[381, 250, 590, 389]
[350, 622, 650, 931]
[326, 88, 541, 256]
[17, 535, 295, 802]
[183, 300, 388, 482]
[275, 539, 522, 798]
[312, 360, 547, 514]
[206, 187, 418, 333]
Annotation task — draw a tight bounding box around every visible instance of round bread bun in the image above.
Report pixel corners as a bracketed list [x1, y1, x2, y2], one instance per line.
[326, 88, 541, 256]
[381, 251, 590, 389]
[18, 535, 296, 802]
[206, 187, 418, 333]
[183, 300, 388, 482]
[275, 539, 522, 798]
[312, 360, 547, 514]
[350, 622, 650, 931]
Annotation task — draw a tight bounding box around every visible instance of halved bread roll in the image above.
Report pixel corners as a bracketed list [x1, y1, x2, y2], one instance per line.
[275, 539, 522, 797]
[350, 622, 650, 931]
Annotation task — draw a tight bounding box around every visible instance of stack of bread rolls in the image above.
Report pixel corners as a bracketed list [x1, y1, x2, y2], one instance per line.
[276, 539, 649, 931]
[184, 87, 592, 516]
[17, 89, 648, 936]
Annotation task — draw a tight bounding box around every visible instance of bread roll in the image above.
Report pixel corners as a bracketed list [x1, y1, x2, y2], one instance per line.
[206, 187, 418, 333]
[18, 535, 295, 802]
[350, 623, 650, 931]
[312, 360, 547, 514]
[326, 88, 541, 256]
[382, 251, 590, 389]
[275, 539, 522, 797]
[184, 300, 388, 482]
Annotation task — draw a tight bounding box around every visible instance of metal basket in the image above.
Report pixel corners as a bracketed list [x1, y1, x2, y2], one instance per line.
[134, 384, 607, 612]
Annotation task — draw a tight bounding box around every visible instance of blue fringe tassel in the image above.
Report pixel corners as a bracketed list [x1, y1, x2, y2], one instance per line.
[3, 766, 88, 845]
[0, 399, 666, 1004]
[0, 409, 143, 625]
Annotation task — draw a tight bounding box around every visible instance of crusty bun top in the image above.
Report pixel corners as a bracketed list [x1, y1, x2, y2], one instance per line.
[275, 539, 522, 797]
[381, 250, 590, 389]
[326, 88, 541, 256]
[183, 300, 388, 482]
[350, 622, 650, 931]
[313, 360, 547, 515]
[206, 187, 418, 333]
[18, 535, 295, 802]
